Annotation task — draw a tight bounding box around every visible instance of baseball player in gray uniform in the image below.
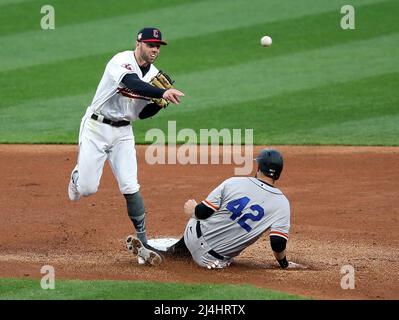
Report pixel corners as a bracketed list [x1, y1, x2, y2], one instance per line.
[68, 27, 184, 249]
[130, 149, 294, 269]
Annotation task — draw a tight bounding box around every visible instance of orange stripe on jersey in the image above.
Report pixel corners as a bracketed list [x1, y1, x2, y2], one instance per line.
[202, 200, 219, 211]
[270, 230, 289, 240]
[117, 87, 151, 101]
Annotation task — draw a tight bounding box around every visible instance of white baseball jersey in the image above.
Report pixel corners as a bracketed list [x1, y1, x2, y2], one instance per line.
[85, 50, 159, 121]
[184, 177, 290, 266]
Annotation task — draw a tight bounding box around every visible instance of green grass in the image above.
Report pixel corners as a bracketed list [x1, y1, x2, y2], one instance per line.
[0, 278, 305, 300]
[0, 0, 398, 145]
[132, 72, 399, 146]
[0, 0, 190, 37]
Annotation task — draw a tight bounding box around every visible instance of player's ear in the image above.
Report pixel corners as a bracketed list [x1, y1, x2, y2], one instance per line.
[256, 165, 263, 178]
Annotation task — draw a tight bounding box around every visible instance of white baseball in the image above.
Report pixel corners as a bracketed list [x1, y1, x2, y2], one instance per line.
[260, 35, 272, 47]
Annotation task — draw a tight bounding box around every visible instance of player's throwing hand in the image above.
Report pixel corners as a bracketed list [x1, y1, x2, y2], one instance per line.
[163, 88, 185, 104]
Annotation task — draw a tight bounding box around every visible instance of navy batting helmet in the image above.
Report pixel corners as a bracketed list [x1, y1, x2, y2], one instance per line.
[255, 149, 284, 180]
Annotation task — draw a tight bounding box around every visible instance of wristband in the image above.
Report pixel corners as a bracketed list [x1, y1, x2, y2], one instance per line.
[277, 256, 289, 269]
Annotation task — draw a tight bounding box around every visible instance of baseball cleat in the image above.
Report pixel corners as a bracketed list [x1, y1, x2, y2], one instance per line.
[125, 235, 138, 254]
[68, 167, 80, 201]
[125, 235, 163, 266]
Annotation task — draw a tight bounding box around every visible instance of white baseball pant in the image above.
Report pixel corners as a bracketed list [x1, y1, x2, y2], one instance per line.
[75, 115, 140, 196]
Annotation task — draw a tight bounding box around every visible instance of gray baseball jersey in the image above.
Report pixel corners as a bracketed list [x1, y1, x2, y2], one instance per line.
[198, 177, 290, 258]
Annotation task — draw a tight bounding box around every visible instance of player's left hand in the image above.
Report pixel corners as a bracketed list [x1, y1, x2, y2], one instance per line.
[184, 199, 197, 217]
[287, 261, 307, 269]
[150, 71, 184, 107]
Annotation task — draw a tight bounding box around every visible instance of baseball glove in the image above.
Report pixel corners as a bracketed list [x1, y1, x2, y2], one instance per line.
[149, 71, 175, 108]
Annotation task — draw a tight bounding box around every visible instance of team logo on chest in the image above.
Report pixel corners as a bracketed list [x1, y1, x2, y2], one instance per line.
[122, 63, 133, 71]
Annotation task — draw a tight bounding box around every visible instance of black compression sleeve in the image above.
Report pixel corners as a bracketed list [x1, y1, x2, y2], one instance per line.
[270, 235, 287, 253]
[194, 203, 214, 220]
[121, 73, 165, 98]
[138, 103, 162, 119]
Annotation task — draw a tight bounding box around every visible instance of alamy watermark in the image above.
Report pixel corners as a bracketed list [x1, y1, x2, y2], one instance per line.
[40, 5, 55, 30]
[40, 265, 55, 290]
[340, 5, 355, 30]
[145, 121, 254, 175]
[340, 264, 355, 289]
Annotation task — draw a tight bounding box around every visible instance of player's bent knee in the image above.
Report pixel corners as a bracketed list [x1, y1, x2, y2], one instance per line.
[120, 185, 140, 194]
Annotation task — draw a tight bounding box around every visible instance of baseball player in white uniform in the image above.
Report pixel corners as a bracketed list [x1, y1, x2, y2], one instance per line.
[68, 27, 184, 246]
[130, 149, 293, 269]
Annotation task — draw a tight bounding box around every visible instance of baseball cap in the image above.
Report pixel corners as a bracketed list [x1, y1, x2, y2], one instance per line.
[137, 27, 167, 45]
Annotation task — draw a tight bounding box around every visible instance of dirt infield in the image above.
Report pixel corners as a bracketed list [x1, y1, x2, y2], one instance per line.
[0, 145, 398, 299]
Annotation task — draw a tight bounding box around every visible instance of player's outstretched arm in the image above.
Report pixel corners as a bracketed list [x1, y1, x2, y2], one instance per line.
[122, 73, 166, 98]
[270, 235, 289, 268]
[270, 236, 307, 269]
